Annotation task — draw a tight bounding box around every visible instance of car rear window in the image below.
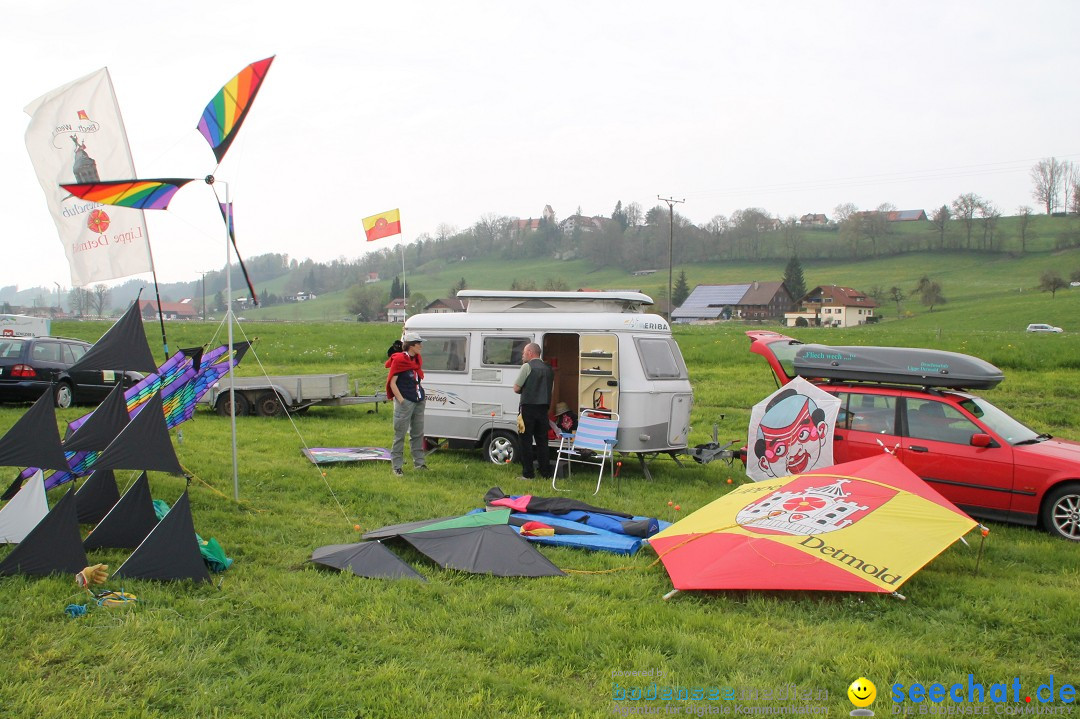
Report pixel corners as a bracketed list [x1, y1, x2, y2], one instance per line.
[0, 340, 26, 359]
[32, 341, 63, 362]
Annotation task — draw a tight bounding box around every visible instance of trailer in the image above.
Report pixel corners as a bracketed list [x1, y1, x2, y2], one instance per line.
[204, 373, 388, 417]
[402, 290, 698, 476]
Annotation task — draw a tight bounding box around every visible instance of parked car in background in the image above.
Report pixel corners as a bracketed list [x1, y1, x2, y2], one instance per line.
[1026, 323, 1063, 333]
[746, 331, 1080, 542]
[0, 336, 142, 408]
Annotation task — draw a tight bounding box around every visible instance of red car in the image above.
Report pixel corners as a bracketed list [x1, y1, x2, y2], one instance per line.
[746, 331, 1080, 542]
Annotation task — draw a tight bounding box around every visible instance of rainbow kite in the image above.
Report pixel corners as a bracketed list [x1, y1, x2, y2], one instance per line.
[198, 56, 275, 164]
[61, 179, 194, 211]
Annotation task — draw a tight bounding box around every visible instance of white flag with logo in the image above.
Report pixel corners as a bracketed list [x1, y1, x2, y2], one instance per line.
[24, 68, 153, 287]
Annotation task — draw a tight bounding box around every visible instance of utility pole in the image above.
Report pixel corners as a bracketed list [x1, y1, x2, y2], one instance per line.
[658, 195, 684, 321]
[199, 271, 210, 319]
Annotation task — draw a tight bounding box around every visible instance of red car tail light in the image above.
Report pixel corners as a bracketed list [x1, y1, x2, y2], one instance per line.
[10, 364, 36, 378]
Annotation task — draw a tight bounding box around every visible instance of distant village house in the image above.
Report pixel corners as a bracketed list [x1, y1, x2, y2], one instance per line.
[784, 285, 877, 328]
[672, 281, 794, 323]
[385, 297, 407, 323]
[424, 297, 467, 314]
[139, 299, 198, 320]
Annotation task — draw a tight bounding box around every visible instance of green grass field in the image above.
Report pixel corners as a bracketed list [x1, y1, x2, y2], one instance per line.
[0, 319, 1077, 718]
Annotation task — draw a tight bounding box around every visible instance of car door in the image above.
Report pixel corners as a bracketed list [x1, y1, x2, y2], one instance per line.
[831, 390, 902, 463]
[897, 397, 1015, 515]
[30, 340, 66, 384]
[64, 341, 111, 403]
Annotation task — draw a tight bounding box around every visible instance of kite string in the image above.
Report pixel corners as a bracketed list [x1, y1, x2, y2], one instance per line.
[180, 464, 263, 512]
[223, 320, 357, 529]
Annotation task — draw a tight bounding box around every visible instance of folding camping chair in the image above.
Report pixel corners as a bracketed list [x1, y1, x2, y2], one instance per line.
[552, 409, 619, 495]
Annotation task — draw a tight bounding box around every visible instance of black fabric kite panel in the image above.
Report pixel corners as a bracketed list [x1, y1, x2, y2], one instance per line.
[93, 392, 184, 475]
[113, 491, 210, 583]
[67, 299, 158, 374]
[179, 347, 204, 374]
[401, 524, 565, 577]
[1, 472, 23, 501]
[63, 383, 131, 452]
[229, 341, 252, 366]
[0, 488, 88, 577]
[74, 469, 121, 525]
[309, 541, 425, 580]
[483, 487, 633, 518]
[0, 391, 71, 472]
[83, 472, 157, 549]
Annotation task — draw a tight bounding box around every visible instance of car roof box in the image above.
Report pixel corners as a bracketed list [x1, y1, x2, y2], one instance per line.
[793, 344, 1004, 390]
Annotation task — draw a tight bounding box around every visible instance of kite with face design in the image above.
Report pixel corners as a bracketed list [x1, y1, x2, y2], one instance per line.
[747, 377, 840, 481]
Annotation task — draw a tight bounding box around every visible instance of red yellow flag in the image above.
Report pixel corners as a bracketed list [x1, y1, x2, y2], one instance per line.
[362, 209, 401, 242]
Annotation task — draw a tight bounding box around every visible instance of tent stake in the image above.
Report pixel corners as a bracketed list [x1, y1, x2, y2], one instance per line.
[973, 525, 989, 576]
[662, 588, 679, 601]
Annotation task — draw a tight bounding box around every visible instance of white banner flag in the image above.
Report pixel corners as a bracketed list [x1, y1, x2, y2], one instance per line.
[24, 68, 153, 287]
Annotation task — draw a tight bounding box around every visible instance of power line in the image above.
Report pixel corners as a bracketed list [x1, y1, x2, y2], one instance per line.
[658, 195, 684, 321]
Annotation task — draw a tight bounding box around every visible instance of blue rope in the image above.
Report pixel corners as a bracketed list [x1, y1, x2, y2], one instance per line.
[65, 604, 88, 619]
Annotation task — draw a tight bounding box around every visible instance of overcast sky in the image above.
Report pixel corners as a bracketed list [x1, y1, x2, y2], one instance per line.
[3, 1, 1078, 291]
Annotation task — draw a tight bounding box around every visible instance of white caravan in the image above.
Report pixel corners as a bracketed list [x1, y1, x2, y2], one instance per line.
[402, 290, 694, 470]
[0, 315, 50, 338]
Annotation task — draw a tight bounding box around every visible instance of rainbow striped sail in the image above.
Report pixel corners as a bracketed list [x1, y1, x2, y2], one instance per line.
[62, 179, 194, 210]
[197, 56, 275, 163]
[38, 343, 248, 489]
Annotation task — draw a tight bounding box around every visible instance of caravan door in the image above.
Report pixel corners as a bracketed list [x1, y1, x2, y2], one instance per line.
[578, 333, 619, 413]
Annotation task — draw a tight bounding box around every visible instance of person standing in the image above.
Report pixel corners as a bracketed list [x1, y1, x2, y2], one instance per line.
[513, 342, 554, 480]
[385, 332, 427, 476]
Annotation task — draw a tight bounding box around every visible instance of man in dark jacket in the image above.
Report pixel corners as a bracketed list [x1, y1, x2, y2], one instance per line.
[513, 342, 554, 480]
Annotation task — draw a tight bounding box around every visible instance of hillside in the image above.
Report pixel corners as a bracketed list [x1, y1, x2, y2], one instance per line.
[11, 214, 1080, 320]
[233, 246, 1080, 333]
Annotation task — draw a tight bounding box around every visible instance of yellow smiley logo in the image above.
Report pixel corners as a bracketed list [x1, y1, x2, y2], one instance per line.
[848, 677, 877, 708]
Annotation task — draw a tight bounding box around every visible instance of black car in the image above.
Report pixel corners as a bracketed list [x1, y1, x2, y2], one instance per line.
[0, 336, 142, 408]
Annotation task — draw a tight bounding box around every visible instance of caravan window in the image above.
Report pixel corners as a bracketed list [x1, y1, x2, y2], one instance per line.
[421, 335, 468, 372]
[635, 337, 688, 380]
[482, 336, 531, 366]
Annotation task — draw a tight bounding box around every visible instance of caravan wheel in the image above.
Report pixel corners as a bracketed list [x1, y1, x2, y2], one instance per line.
[486, 430, 518, 465]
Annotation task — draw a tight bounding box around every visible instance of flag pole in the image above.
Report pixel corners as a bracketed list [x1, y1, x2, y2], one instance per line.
[145, 246, 171, 360]
[220, 180, 240, 500]
[400, 233, 407, 322]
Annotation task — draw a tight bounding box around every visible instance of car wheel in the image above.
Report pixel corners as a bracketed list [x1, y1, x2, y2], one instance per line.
[215, 392, 251, 417]
[1041, 483, 1080, 541]
[486, 430, 518, 465]
[54, 381, 74, 409]
[254, 391, 285, 418]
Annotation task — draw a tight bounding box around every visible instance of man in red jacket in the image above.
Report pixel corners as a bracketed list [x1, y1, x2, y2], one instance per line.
[385, 332, 427, 476]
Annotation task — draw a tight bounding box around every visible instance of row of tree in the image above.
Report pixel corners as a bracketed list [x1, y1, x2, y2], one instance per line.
[98, 160, 1080, 311]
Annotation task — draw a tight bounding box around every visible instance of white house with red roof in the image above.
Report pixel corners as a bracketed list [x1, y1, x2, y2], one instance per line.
[784, 285, 877, 328]
[385, 297, 407, 323]
[138, 298, 198, 320]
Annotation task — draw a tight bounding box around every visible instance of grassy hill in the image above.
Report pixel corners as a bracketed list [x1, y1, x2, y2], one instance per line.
[239, 246, 1080, 333]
